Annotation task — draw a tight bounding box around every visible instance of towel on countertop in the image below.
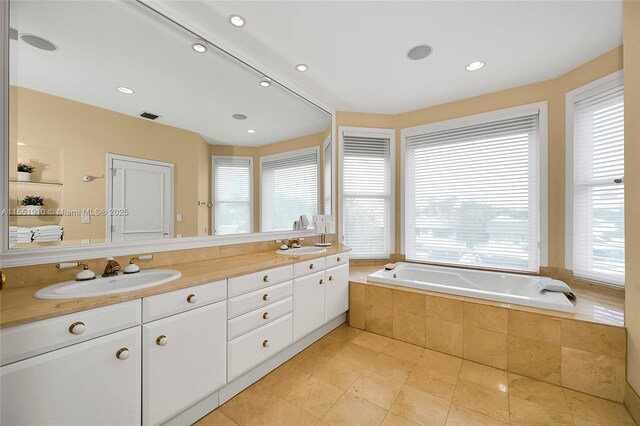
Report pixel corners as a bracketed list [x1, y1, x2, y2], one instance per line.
[535, 278, 576, 301]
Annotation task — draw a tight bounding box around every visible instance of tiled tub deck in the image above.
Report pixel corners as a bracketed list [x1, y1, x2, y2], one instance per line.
[348, 266, 627, 404]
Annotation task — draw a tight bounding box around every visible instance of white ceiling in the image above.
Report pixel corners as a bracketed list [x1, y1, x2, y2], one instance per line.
[9, 1, 330, 146]
[150, 0, 623, 115]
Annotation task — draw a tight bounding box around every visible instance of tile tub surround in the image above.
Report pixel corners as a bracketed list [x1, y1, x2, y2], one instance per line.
[195, 324, 637, 426]
[349, 273, 627, 403]
[0, 243, 349, 328]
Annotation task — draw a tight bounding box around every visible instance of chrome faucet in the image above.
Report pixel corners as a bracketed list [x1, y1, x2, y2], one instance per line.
[102, 257, 121, 277]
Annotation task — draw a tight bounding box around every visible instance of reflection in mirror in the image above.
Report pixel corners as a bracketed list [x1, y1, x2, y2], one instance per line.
[7, 0, 332, 249]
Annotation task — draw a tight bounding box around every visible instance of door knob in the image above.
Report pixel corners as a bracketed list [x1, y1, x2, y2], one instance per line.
[262, 340, 270, 348]
[156, 335, 168, 346]
[263, 312, 269, 320]
[263, 293, 270, 301]
[309, 264, 315, 270]
[263, 275, 270, 283]
[329, 275, 334, 281]
[116, 348, 130, 360]
[187, 294, 197, 304]
[69, 321, 86, 335]
[319, 279, 324, 285]
[337, 257, 341, 262]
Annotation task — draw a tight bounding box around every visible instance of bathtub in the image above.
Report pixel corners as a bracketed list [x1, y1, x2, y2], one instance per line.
[367, 263, 575, 313]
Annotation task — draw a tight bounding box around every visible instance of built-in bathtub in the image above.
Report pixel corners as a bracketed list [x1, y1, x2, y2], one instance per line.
[367, 262, 575, 313]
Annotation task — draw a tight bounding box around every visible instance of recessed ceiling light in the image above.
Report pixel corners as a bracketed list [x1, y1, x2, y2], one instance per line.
[192, 41, 207, 53]
[17, 141, 26, 146]
[466, 61, 485, 71]
[229, 14, 245, 27]
[233, 114, 248, 120]
[247, 129, 256, 134]
[116, 86, 135, 95]
[296, 64, 308, 72]
[21, 34, 57, 51]
[407, 44, 432, 60]
[259, 80, 271, 87]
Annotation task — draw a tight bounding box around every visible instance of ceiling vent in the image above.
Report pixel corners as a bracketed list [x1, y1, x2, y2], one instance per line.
[140, 112, 160, 120]
[407, 44, 433, 60]
[21, 34, 57, 51]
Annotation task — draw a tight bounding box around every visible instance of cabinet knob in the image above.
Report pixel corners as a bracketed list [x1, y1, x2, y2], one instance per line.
[337, 257, 341, 262]
[116, 348, 130, 360]
[263, 293, 270, 301]
[263, 275, 270, 283]
[329, 275, 334, 281]
[309, 264, 315, 270]
[156, 335, 168, 346]
[187, 294, 197, 304]
[262, 340, 270, 348]
[263, 312, 269, 320]
[69, 321, 86, 335]
[319, 279, 324, 285]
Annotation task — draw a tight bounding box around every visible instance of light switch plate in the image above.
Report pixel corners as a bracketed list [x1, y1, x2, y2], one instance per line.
[81, 210, 91, 224]
[176, 213, 182, 222]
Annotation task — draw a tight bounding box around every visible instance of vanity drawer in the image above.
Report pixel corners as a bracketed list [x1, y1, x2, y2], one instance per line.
[326, 253, 349, 267]
[294, 257, 327, 277]
[228, 281, 293, 319]
[228, 314, 293, 381]
[142, 280, 226, 323]
[228, 297, 293, 340]
[228, 265, 293, 298]
[0, 300, 141, 366]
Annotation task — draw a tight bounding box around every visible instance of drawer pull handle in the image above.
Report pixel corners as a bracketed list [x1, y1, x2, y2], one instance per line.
[329, 275, 334, 281]
[262, 340, 270, 348]
[156, 335, 168, 346]
[69, 321, 86, 335]
[263, 312, 270, 320]
[263, 294, 270, 301]
[116, 348, 130, 360]
[263, 275, 270, 283]
[187, 294, 197, 304]
[309, 264, 315, 270]
[337, 257, 342, 262]
[319, 279, 324, 285]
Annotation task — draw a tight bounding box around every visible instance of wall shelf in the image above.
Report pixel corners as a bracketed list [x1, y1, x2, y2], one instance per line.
[10, 180, 63, 187]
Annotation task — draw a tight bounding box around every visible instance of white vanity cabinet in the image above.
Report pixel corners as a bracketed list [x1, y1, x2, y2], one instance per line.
[0, 326, 141, 426]
[293, 254, 350, 341]
[142, 280, 227, 426]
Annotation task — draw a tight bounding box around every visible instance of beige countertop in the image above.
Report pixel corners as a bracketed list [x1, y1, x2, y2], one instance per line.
[0, 245, 350, 329]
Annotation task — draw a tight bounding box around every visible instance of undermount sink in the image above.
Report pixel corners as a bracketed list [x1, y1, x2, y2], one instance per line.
[34, 269, 182, 300]
[276, 246, 327, 256]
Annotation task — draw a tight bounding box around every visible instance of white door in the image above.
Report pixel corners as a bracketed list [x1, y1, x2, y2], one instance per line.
[143, 301, 227, 426]
[0, 327, 141, 426]
[293, 270, 326, 341]
[108, 155, 173, 242]
[325, 264, 349, 322]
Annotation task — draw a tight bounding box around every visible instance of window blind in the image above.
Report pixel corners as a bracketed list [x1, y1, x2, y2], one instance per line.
[213, 157, 251, 235]
[404, 113, 540, 272]
[343, 134, 391, 258]
[572, 84, 624, 285]
[324, 140, 332, 215]
[261, 149, 318, 232]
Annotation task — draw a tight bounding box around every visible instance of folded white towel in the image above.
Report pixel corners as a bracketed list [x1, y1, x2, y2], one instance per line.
[31, 225, 63, 231]
[33, 236, 63, 242]
[535, 278, 576, 300]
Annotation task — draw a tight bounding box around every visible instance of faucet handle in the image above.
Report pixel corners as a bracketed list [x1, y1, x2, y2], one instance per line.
[56, 262, 96, 281]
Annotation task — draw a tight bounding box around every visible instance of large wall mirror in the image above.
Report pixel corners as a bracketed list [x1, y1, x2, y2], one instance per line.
[5, 0, 332, 250]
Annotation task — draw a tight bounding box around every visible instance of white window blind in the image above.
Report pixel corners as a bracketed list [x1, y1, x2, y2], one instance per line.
[324, 140, 332, 215]
[213, 157, 252, 235]
[261, 149, 318, 232]
[572, 83, 624, 285]
[343, 134, 392, 258]
[405, 112, 540, 272]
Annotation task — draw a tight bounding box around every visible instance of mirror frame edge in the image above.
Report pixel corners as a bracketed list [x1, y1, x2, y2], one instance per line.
[0, 0, 337, 268]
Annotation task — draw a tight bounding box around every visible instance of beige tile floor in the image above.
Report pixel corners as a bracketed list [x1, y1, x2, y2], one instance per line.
[196, 324, 636, 426]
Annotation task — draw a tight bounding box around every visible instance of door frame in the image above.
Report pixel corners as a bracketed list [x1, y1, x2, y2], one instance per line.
[106, 153, 175, 243]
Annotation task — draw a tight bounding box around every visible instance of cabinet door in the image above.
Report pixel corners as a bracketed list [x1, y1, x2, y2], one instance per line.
[293, 270, 326, 341]
[143, 301, 226, 426]
[1, 327, 141, 426]
[325, 264, 350, 322]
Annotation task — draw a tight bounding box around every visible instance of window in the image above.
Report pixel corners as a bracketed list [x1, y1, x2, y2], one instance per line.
[568, 73, 624, 285]
[323, 137, 332, 215]
[212, 157, 252, 235]
[403, 106, 545, 272]
[341, 128, 394, 258]
[261, 148, 319, 232]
